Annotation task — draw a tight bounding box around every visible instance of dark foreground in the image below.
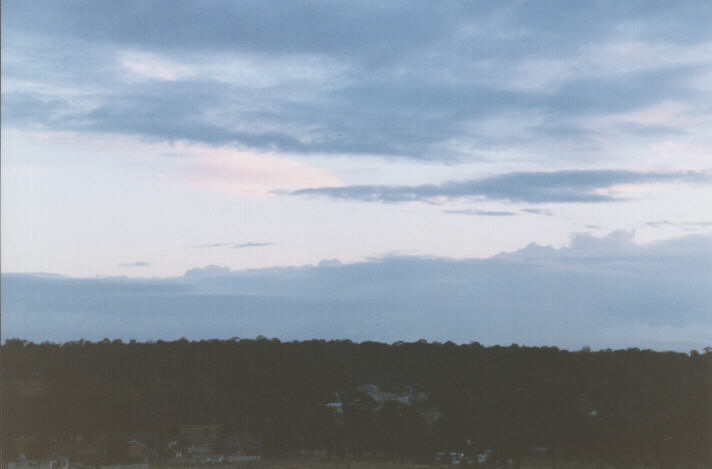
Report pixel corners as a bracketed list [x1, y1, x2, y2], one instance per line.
[2, 339, 711, 468]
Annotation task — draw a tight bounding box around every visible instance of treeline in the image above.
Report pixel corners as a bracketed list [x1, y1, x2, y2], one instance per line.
[2, 338, 711, 467]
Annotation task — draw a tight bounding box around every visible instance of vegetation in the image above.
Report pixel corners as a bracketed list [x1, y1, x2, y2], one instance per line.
[2, 338, 710, 468]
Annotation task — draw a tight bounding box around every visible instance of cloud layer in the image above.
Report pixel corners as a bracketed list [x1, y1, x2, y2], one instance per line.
[2, 2, 710, 344]
[3, 232, 711, 351]
[193, 242, 275, 249]
[4, 0, 711, 161]
[291, 169, 709, 203]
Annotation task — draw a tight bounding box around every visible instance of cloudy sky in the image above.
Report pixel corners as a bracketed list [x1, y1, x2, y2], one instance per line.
[2, 1, 711, 348]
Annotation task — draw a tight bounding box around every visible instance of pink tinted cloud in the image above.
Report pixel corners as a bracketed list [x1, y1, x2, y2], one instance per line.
[177, 144, 342, 196]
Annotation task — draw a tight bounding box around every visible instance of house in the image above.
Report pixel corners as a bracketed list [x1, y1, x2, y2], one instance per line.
[355, 384, 440, 423]
[128, 432, 156, 449]
[326, 401, 344, 414]
[223, 433, 261, 454]
[357, 384, 428, 407]
[187, 442, 214, 455]
[178, 423, 222, 444]
[476, 450, 493, 464]
[126, 440, 147, 459]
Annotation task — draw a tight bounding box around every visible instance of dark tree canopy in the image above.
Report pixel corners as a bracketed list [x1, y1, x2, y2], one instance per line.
[1, 338, 710, 467]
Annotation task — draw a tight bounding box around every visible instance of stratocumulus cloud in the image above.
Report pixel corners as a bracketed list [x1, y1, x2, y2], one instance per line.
[290, 169, 709, 204]
[3, 1, 712, 160]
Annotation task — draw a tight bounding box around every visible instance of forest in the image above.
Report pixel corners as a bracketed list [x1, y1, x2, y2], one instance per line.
[2, 338, 711, 468]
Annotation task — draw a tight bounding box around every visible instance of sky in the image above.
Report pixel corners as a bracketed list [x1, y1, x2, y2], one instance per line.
[2, 1, 711, 349]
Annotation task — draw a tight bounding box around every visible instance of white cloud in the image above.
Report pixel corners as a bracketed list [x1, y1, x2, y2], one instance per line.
[118, 49, 350, 90]
[119, 51, 193, 81]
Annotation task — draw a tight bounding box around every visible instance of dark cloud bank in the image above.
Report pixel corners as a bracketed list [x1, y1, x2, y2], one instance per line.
[3, 233, 711, 351]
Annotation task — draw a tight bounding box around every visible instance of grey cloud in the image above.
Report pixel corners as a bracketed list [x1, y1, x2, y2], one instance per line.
[444, 209, 517, 217]
[542, 65, 702, 115]
[318, 259, 342, 267]
[3, 233, 711, 351]
[119, 261, 151, 267]
[184, 265, 231, 277]
[291, 170, 709, 204]
[5, 1, 707, 57]
[2, 1, 455, 57]
[521, 208, 554, 216]
[647, 220, 712, 228]
[3, 1, 711, 160]
[647, 221, 674, 228]
[193, 242, 275, 249]
[233, 242, 275, 249]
